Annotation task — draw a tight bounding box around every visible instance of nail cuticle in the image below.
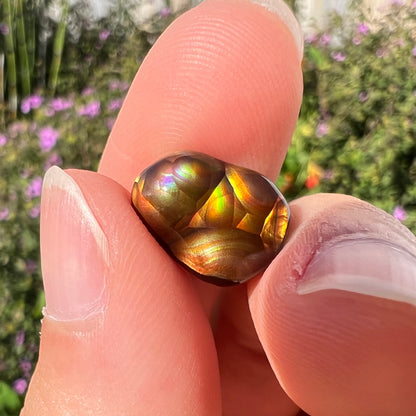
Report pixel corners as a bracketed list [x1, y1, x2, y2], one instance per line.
[311, 234, 416, 261]
[296, 234, 416, 307]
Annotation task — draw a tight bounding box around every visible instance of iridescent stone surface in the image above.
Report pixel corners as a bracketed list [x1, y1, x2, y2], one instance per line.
[131, 151, 290, 286]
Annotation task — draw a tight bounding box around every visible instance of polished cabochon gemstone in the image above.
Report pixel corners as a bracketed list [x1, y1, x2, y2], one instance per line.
[131, 151, 290, 286]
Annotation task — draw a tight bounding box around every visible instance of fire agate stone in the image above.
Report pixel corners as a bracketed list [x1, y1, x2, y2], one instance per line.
[131, 151, 290, 286]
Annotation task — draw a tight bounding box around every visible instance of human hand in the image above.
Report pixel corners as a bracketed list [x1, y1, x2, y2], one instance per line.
[21, 0, 416, 415]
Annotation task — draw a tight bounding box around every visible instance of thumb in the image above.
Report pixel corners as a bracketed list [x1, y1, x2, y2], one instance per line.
[249, 194, 416, 416]
[22, 167, 221, 415]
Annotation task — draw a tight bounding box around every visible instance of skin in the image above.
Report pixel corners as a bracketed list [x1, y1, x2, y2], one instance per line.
[22, 0, 416, 415]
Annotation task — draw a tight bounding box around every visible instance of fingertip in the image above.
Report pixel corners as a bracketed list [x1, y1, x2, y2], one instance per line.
[99, 0, 303, 189]
[248, 0, 304, 57]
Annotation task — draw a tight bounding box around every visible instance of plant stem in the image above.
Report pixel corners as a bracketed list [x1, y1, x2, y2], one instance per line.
[26, 2, 36, 81]
[36, 1, 48, 89]
[48, 0, 69, 96]
[0, 53, 5, 129]
[3, 0, 17, 119]
[16, 0, 31, 97]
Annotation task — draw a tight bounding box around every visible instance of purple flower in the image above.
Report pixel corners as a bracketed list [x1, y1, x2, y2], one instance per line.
[0, 207, 10, 221]
[82, 87, 95, 96]
[391, 0, 404, 5]
[13, 378, 28, 395]
[20, 100, 32, 114]
[316, 122, 329, 138]
[20, 360, 32, 378]
[393, 206, 407, 221]
[29, 205, 41, 218]
[331, 51, 346, 62]
[78, 100, 101, 118]
[352, 37, 361, 46]
[38, 126, 59, 152]
[99, 29, 110, 42]
[43, 152, 63, 171]
[30, 95, 43, 108]
[359, 91, 369, 102]
[305, 33, 318, 44]
[413, 0, 416, 7]
[108, 80, 120, 90]
[25, 177, 43, 199]
[108, 80, 130, 91]
[50, 97, 73, 112]
[356, 23, 369, 36]
[159, 7, 171, 17]
[15, 330, 25, 347]
[413, 46, 416, 57]
[0, 134, 7, 146]
[319, 33, 331, 46]
[0, 23, 9, 35]
[107, 98, 123, 111]
[21, 95, 43, 114]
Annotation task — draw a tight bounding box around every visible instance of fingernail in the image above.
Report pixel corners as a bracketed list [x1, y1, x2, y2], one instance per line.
[248, 0, 304, 58]
[40, 166, 109, 321]
[297, 238, 416, 307]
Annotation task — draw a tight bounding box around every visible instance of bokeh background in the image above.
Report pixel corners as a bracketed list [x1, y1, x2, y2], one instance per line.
[0, 0, 415, 413]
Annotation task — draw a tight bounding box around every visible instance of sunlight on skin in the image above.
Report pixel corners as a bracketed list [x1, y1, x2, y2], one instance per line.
[22, 0, 416, 414]
[23, 0, 304, 414]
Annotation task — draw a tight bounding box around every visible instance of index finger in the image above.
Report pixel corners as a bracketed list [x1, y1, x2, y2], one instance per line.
[98, 0, 303, 190]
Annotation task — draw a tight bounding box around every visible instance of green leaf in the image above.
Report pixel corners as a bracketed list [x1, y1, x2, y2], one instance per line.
[32, 290, 45, 319]
[306, 46, 328, 70]
[0, 381, 21, 413]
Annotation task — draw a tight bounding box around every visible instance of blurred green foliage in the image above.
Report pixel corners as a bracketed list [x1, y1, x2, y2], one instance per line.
[0, 0, 166, 124]
[0, 79, 133, 413]
[0, 1, 415, 414]
[0, 2, 162, 413]
[280, 1, 416, 232]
